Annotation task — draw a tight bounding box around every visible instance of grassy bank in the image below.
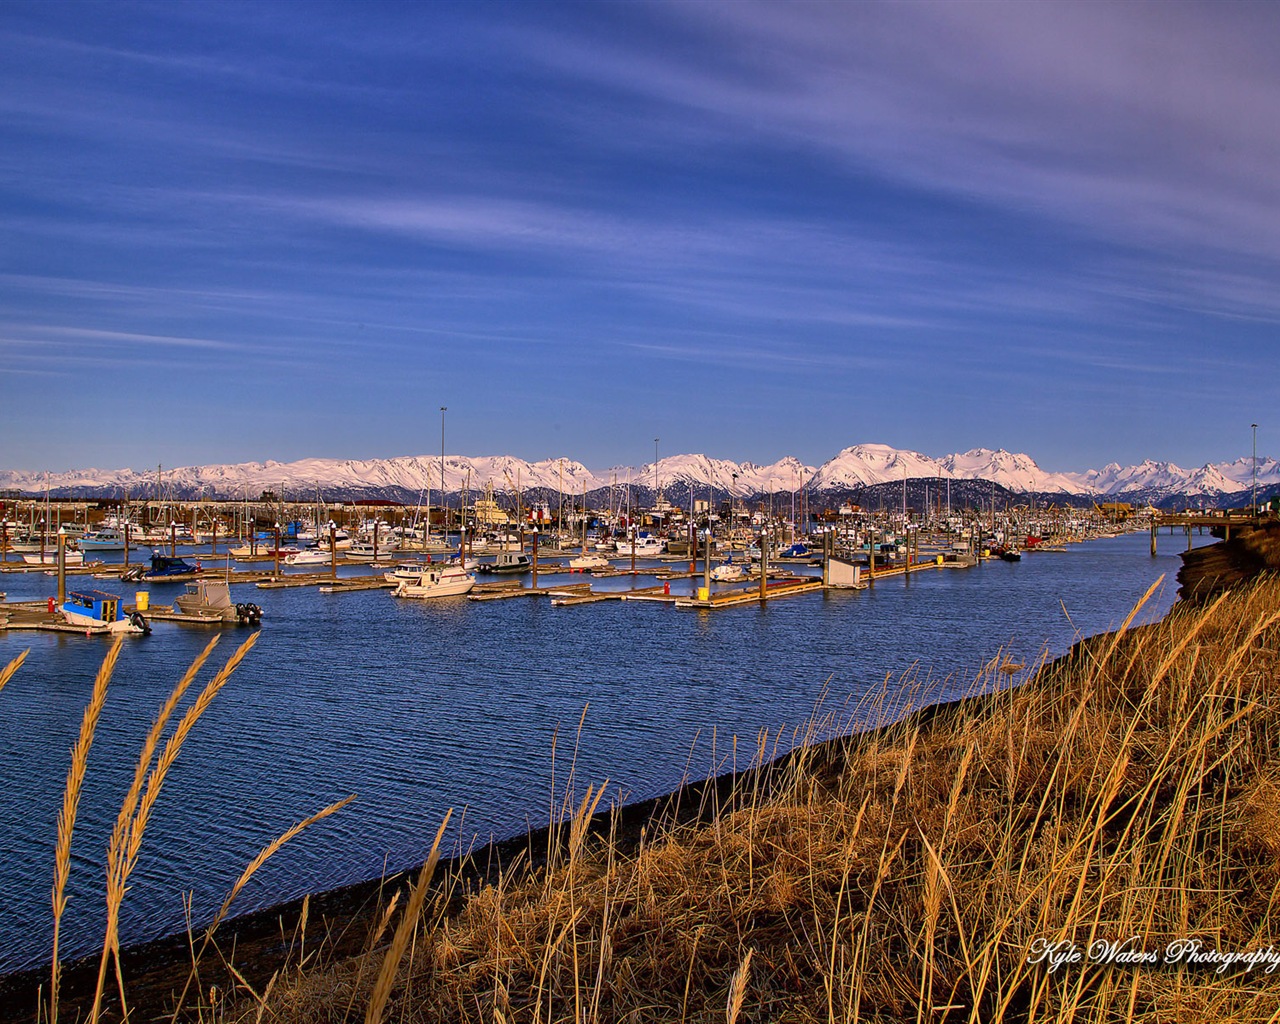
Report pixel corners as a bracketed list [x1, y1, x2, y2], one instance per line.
[8, 573, 1280, 1022]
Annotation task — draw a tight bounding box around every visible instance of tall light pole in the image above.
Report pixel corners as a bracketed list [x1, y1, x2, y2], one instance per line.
[653, 437, 660, 501]
[440, 406, 447, 538]
[1252, 422, 1259, 516]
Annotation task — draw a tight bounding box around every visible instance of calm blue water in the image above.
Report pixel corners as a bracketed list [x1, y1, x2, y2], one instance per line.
[0, 530, 1210, 973]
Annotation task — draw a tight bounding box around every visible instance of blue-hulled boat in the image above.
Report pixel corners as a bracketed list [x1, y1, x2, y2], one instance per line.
[60, 590, 150, 634]
[129, 553, 201, 581]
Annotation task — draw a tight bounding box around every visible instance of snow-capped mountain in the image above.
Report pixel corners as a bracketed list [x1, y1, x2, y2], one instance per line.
[1, 444, 1275, 503]
[1070, 457, 1280, 498]
[807, 445, 1083, 494]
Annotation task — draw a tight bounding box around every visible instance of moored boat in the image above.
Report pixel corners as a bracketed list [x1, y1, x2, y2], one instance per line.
[568, 552, 610, 570]
[614, 531, 665, 557]
[346, 536, 400, 562]
[283, 548, 331, 566]
[711, 560, 746, 582]
[123, 553, 201, 581]
[60, 590, 150, 634]
[477, 550, 532, 574]
[79, 528, 136, 551]
[22, 549, 85, 566]
[391, 563, 475, 599]
[174, 578, 262, 625]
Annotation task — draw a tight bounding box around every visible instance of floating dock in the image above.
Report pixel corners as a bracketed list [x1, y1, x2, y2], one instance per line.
[675, 577, 824, 609]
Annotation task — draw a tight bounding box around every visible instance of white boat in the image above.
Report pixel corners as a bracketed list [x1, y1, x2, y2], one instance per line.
[80, 528, 135, 551]
[392, 564, 475, 599]
[614, 532, 665, 557]
[569, 552, 610, 570]
[316, 529, 352, 551]
[228, 543, 298, 560]
[711, 561, 746, 582]
[383, 554, 476, 583]
[284, 548, 332, 566]
[346, 535, 400, 562]
[23, 549, 85, 566]
[7, 535, 48, 554]
[174, 578, 262, 625]
[60, 590, 149, 634]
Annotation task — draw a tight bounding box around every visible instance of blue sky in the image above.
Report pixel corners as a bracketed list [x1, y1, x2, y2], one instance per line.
[2, 0, 1277, 474]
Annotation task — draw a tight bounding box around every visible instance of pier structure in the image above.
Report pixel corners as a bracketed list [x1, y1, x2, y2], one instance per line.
[1147, 513, 1264, 555]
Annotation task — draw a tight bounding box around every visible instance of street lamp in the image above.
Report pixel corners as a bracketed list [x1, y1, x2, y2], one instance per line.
[1252, 423, 1259, 516]
[653, 438, 660, 500]
[441, 406, 448, 537]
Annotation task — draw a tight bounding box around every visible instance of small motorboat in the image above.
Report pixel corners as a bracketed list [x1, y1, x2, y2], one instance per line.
[568, 552, 610, 570]
[61, 590, 150, 634]
[477, 551, 532, 574]
[174, 578, 262, 625]
[614, 532, 665, 557]
[79, 528, 136, 551]
[711, 560, 746, 582]
[346, 536, 400, 562]
[391, 564, 476, 599]
[284, 548, 331, 566]
[124, 553, 201, 582]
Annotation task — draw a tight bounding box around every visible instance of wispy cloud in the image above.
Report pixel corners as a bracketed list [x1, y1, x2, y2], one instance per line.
[523, 1, 1280, 263]
[0, 325, 241, 351]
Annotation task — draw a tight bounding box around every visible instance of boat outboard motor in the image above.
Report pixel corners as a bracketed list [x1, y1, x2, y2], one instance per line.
[235, 602, 263, 627]
[129, 611, 152, 635]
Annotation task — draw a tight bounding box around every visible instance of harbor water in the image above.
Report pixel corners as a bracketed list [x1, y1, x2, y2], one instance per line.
[0, 530, 1211, 974]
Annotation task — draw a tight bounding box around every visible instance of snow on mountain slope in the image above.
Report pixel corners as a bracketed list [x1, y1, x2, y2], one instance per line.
[0, 445, 1273, 500]
[809, 444, 945, 490]
[940, 449, 1083, 494]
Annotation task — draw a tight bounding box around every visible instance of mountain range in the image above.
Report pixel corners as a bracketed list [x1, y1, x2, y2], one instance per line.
[2, 443, 1277, 508]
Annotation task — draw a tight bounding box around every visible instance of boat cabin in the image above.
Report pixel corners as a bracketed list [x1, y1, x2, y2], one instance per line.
[62, 590, 124, 624]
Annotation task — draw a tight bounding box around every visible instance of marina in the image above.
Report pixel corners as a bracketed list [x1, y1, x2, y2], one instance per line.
[0, 526, 1214, 975]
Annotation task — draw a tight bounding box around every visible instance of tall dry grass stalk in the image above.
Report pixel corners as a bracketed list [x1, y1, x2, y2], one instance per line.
[171, 792, 359, 1017]
[50, 635, 122, 1024]
[365, 809, 453, 1024]
[90, 630, 260, 1024]
[0, 647, 29, 696]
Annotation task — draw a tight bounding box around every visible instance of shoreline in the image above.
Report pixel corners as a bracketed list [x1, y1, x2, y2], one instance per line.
[0, 671, 1008, 1023]
[6, 522, 1276, 1022]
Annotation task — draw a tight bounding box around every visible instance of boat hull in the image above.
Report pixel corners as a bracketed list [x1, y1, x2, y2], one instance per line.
[22, 551, 85, 566]
[392, 568, 475, 598]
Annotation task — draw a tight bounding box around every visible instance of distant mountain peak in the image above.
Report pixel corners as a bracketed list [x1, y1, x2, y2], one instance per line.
[1, 443, 1275, 503]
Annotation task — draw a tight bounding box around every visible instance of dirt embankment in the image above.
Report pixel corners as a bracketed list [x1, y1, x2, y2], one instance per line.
[1177, 519, 1280, 602]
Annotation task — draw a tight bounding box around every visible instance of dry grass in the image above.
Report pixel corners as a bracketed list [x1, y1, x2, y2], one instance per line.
[17, 572, 1280, 1023]
[1, 630, 360, 1024]
[234, 574, 1280, 1023]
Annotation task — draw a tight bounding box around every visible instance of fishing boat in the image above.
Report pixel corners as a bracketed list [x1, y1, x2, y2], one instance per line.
[477, 550, 532, 575]
[174, 578, 262, 625]
[384, 553, 476, 584]
[9, 534, 49, 554]
[60, 590, 150, 634]
[391, 563, 475, 599]
[123, 553, 200, 581]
